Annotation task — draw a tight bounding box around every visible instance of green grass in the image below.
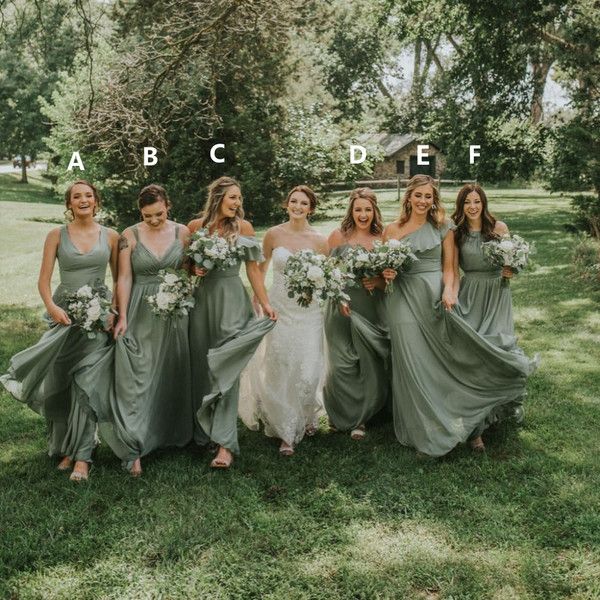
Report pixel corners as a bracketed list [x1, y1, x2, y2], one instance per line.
[1, 181, 599, 599]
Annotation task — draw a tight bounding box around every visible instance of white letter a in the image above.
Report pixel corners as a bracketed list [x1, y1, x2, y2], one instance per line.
[67, 151, 85, 171]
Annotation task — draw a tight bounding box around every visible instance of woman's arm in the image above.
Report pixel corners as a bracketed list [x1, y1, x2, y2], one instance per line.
[113, 229, 135, 337]
[38, 228, 71, 325]
[441, 230, 456, 310]
[494, 221, 514, 279]
[452, 240, 461, 297]
[106, 229, 120, 329]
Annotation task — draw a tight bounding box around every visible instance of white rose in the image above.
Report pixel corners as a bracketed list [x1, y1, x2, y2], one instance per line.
[156, 291, 175, 310]
[87, 300, 102, 321]
[77, 285, 93, 298]
[307, 265, 324, 282]
[356, 252, 370, 262]
[162, 273, 179, 286]
[500, 240, 515, 251]
[388, 239, 401, 248]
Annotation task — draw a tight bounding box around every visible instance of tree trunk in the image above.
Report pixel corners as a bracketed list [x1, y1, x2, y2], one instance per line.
[20, 151, 28, 184]
[530, 59, 552, 124]
[411, 38, 422, 97]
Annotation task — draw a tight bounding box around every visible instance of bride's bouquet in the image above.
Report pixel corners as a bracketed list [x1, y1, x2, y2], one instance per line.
[369, 239, 417, 294]
[284, 250, 353, 308]
[146, 269, 196, 318]
[64, 282, 112, 338]
[482, 234, 533, 286]
[186, 228, 244, 277]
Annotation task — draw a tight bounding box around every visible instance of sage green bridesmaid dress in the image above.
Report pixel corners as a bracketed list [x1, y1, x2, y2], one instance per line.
[455, 231, 538, 427]
[0, 225, 112, 462]
[190, 235, 276, 454]
[382, 221, 538, 456]
[323, 244, 389, 431]
[73, 223, 193, 468]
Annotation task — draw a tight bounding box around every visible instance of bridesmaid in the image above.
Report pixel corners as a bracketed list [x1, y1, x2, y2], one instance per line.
[75, 184, 193, 476]
[188, 176, 276, 469]
[324, 188, 389, 440]
[1, 180, 119, 481]
[451, 184, 538, 448]
[379, 175, 537, 456]
[239, 185, 327, 456]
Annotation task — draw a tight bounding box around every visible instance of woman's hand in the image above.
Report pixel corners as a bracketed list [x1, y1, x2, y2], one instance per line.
[105, 312, 116, 332]
[501, 266, 514, 279]
[113, 317, 127, 339]
[261, 303, 277, 321]
[340, 302, 351, 318]
[252, 294, 263, 316]
[194, 265, 208, 277]
[441, 287, 457, 311]
[48, 303, 71, 325]
[382, 268, 397, 283]
[362, 277, 377, 292]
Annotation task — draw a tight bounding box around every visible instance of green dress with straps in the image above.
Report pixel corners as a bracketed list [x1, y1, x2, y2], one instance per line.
[455, 231, 539, 427]
[189, 235, 276, 454]
[73, 223, 193, 468]
[323, 244, 389, 431]
[372, 221, 537, 456]
[1, 225, 112, 462]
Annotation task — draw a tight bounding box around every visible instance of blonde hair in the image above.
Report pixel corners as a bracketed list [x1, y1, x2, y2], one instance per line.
[340, 187, 383, 236]
[199, 176, 244, 242]
[398, 174, 445, 228]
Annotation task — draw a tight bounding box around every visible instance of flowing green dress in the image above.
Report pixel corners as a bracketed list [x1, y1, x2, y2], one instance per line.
[382, 221, 537, 456]
[455, 231, 538, 426]
[73, 223, 193, 468]
[190, 235, 276, 454]
[323, 244, 389, 431]
[0, 225, 112, 462]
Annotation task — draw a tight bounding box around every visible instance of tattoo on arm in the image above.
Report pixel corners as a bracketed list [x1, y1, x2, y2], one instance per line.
[118, 235, 129, 251]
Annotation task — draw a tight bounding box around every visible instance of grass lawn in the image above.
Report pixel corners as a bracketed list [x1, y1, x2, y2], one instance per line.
[0, 178, 599, 599]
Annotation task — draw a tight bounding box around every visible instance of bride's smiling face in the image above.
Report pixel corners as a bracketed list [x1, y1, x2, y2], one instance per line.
[287, 191, 311, 222]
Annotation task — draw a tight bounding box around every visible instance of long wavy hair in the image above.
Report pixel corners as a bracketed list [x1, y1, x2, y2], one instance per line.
[199, 176, 244, 242]
[340, 187, 384, 236]
[451, 184, 498, 246]
[64, 179, 101, 220]
[398, 174, 445, 228]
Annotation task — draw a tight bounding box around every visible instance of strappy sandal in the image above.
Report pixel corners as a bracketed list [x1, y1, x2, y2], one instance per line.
[210, 448, 234, 469]
[470, 436, 486, 453]
[350, 425, 366, 440]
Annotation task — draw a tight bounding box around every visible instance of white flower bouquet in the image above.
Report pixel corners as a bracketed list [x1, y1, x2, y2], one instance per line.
[186, 228, 244, 277]
[370, 239, 417, 294]
[482, 234, 533, 286]
[284, 250, 353, 308]
[64, 283, 112, 338]
[146, 269, 196, 318]
[344, 245, 379, 295]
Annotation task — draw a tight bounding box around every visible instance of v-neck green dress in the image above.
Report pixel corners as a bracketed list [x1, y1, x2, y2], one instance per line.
[379, 221, 537, 456]
[189, 235, 276, 454]
[73, 223, 193, 468]
[1, 225, 112, 462]
[323, 244, 389, 431]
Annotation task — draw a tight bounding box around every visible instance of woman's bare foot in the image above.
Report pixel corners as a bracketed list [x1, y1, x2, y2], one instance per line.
[69, 461, 89, 482]
[279, 440, 294, 456]
[210, 446, 233, 469]
[129, 458, 143, 478]
[57, 456, 73, 471]
[350, 425, 366, 440]
[470, 436, 485, 453]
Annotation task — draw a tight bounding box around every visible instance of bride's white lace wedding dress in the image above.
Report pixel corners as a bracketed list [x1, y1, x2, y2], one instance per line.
[239, 246, 325, 446]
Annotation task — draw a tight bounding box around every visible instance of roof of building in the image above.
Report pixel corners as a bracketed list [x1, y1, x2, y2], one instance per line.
[358, 133, 441, 157]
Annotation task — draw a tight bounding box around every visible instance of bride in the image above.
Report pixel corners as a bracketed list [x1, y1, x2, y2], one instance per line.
[239, 185, 328, 455]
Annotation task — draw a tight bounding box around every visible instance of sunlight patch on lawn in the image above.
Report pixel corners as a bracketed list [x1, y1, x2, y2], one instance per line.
[514, 307, 548, 324]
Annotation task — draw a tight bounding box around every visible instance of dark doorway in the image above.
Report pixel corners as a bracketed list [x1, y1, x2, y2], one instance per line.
[396, 160, 405, 176]
[409, 155, 436, 177]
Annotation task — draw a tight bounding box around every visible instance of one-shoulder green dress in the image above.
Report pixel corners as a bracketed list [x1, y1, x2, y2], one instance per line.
[382, 221, 537, 456]
[323, 244, 389, 431]
[455, 231, 538, 426]
[74, 223, 193, 468]
[1, 225, 112, 462]
[190, 235, 276, 454]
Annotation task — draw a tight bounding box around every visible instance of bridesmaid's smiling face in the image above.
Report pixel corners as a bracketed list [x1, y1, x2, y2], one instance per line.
[463, 191, 483, 223]
[409, 184, 434, 217]
[287, 191, 311, 222]
[140, 200, 168, 228]
[219, 185, 242, 219]
[352, 197, 374, 231]
[68, 183, 96, 219]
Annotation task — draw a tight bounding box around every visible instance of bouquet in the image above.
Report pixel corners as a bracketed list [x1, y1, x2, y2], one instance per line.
[370, 239, 417, 294]
[186, 228, 244, 277]
[343, 245, 379, 294]
[146, 269, 196, 318]
[284, 250, 353, 308]
[482, 234, 533, 286]
[64, 283, 112, 338]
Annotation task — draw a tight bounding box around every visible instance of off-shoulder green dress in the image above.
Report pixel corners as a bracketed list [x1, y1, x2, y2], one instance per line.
[455, 231, 539, 426]
[382, 221, 537, 456]
[73, 224, 193, 468]
[323, 244, 389, 431]
[190, 235, 276, 454]
[1, 225, 112, 462]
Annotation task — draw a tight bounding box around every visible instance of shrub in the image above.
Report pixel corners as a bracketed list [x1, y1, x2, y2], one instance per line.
[573, 235, 600, 290]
